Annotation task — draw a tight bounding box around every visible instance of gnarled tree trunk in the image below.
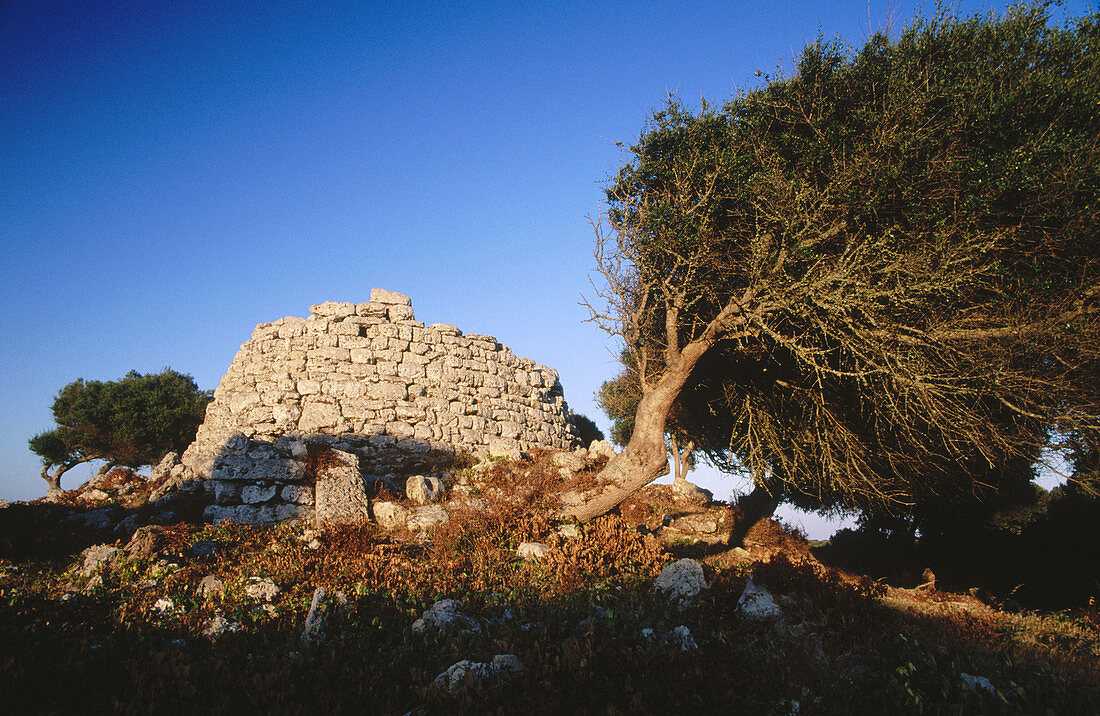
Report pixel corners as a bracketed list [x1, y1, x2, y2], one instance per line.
[562, 347, 703, 522]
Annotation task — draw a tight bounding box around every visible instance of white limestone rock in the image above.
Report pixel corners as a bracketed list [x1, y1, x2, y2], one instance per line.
[372, 501, 410, 530]
[737, 577, 783, 621]
[407, 505, 449, 532]
[587, 439, 617, 461]
[370, 288, 412, 305]
[242, 577, 280, 602]
[405, 475, 444, 505]
[516, 542, 550, 560]
[432, 654, 522, 696]
[203, 615, 242, 639]
[79, 544, 121, 577]
[411, 599, 480, 635]
[654, 558, 708, 609]
[313, 449, 371, 528]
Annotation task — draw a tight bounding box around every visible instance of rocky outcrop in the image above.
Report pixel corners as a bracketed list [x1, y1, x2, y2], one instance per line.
[179, 289, 580, 525]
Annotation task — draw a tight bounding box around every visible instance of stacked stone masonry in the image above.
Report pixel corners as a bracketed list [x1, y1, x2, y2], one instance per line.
[181, 289, 580, 525]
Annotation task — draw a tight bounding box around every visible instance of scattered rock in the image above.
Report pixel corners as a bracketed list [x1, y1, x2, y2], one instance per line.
[79, 544, 121, 577]
[587, 440, 616, 461]
[124, 525, 167, 561]
[516, 542, 549, 560]
[671, 479, 713, 504]
[242, 577, 280, 602]
[373, 501, 410, 530]
[78, 489, 111, 504]
[153, 597, 176, 615]
[432, 654, 522, 696]
[203, 615, 242, 638]
[407, 505, 449, 532]
[642, 625, 699, 652]
[411, 599, 480, 635]
[405, 475, 444, 505]
[301, 587, 329, 646]
[198, 575, 225, 600]
[737, 577, 783, 621]
[556, 523, 581, 539]
[551, 451, 586, 474]
[654, 558, 707, 609]
[960, 673, 998, 695]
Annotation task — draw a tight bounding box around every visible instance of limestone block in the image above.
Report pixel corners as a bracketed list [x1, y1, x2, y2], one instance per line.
[654, 558, 708, 610]
[214, 481, 242, 505]
[297, 379, 321, 395]
[299, 402, 341, 433]
[431, 323, 462, 336]
[372, 501, 410, 530]
[370, 288, 412, 306]
[310, 302, 356, 318]
[387, 304, 415, 322]
[275, 503, 311, 523]
[407, 505, 449, 532]
[516, 542, 550, 560]
[309, 347, 350, 362]
[370, 381, 407, 401]
[313, 449, 371, 527]
[406, 475, 444, 505]
[241, 484, 278, 504]
[281, 484, 315, 505]
[386, 421, 415, 439]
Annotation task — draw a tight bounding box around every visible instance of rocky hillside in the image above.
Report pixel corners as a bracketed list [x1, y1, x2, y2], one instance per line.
[1, 450, 1098, 714]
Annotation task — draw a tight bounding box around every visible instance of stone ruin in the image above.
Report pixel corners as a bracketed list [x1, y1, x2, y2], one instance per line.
[174, 288, 582, 525]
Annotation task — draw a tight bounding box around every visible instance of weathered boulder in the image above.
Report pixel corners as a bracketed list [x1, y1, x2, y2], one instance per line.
[432, 654, 522, 696]
[671, 479, 713, 504]
[301, 587, 329, 646]
[411, 599, 480, 635]
[516, 542, 550, 560]
[587, 440, 617, 461]
[372, 501, 410, 530]
[79, 544, 121, 577]
[203, 615, 242, 639]
[242, 577, 280, 602]
[407, 505, 449, 532]
[737, 577, 782, 621]
[654, 558, 708, 609]
[124, 525, 167, 561]
[405, 475, 444, 505]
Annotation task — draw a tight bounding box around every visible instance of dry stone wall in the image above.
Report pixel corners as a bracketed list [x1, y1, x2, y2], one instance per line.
[181, 289, 580, 525]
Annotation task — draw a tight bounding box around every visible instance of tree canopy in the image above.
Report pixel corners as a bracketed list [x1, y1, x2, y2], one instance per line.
[574, 4, 1100, 526]
[29, 369, 212, 492]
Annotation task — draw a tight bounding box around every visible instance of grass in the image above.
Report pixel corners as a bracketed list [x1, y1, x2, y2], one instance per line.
[1, 454, 1098, 714]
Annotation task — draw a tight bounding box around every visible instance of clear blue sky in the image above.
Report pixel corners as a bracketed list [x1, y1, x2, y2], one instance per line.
[1, 1, 1090, 536]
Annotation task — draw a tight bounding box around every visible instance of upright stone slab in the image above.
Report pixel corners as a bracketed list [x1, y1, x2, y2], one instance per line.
[313, 449, 371, 527]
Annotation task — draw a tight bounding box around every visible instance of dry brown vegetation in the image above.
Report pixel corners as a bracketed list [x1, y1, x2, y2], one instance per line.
[1, 453, 1098, 713]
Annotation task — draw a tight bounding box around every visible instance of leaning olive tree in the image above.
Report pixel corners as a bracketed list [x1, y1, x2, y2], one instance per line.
[29, 369, 212, 492]
[567, 5, 1100, 524]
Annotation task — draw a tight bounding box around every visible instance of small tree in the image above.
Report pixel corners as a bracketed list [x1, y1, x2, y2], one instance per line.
[571, 5, 1100, 525]
[29, 369, 212, 492]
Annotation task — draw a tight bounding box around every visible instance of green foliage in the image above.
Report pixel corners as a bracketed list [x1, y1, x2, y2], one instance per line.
[29, 369, 212, 485]
[569, 412, 605, 447]
[598, 3, 1100, 523]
